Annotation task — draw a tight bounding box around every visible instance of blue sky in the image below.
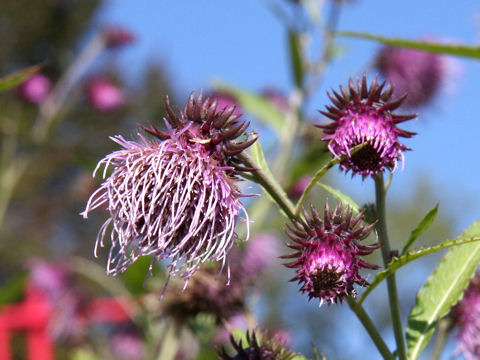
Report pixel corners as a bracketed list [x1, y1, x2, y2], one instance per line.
[96, 0, 480, 235]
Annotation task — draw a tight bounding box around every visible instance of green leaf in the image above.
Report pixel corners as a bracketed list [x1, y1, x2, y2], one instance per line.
[316, 182, 360, 214]
[0, 272, 27, 304]
[213, 82, 288, 138]
[401, 204, 439, 255]
[288, 30, 304, 88]
[406, 220, 480, 360]
[337, 31, 480, 59]
[0, 64, 43, 92]
[358, 233, 480, 305]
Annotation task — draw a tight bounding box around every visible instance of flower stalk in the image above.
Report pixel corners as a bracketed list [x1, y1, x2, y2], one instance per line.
[375, 173, 407, 360]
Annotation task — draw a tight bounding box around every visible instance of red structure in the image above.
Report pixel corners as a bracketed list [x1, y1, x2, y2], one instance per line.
[0, 286, 133, 360]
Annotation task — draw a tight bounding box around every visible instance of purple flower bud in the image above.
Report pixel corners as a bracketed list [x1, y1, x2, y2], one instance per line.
[375, 45, 446, 108]
[316, 74, 417, 178]
[86, 78, 125, 113]
[82, 93, 256, 286]
[451, 274, 480, 360]
[102, 26, 136, 49]
[18, 74, 52, 104]
[281, 203, 379, 305]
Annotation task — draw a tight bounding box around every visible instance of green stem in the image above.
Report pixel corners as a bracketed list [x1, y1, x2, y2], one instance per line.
[237, 152, 298, 222]
[375, 173, 407, 360]
[347, 297, 394, 360]
[31, 33, 106, 142]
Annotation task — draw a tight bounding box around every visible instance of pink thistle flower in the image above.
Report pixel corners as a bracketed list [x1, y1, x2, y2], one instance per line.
[102, 26, 136, 49]
[281, 203, 379, 305]
[18, 74, 52, 104]
[375, 45, 446, 109]
[316, 74, 417, 178]
[82, 93, 256, 286]
[451, 274, 480, 360]
[86, 78, 125, 113]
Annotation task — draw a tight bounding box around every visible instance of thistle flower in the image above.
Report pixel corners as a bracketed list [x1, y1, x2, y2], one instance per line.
[281, 203, 379, 305]
[450, 274, 480, 360]
[218, 331, 296, 360]
[82, 93, 256, 286]
[18, 74, 52, 104]
[86, 77, 125, 113]
[316, 74, 416, 178]
[375, 45, 446, 108]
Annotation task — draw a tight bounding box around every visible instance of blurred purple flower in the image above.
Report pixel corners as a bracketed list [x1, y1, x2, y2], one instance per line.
[209, 91, 242, 116]
[242, 233, 279, 277]
[287, 176, 312, 200]
[282, 203, 379, 305]
[109, 329, 145, 360]
[262, 88, 289, 113]
[102, 25, 136, 48]
[82, 93, 256, 286]
[375, 45, 446, 109]
[18, 74, 52, 104]
[86, 78, 125, 113]
[317, 74, 416, 178]
[29, 259, 85, 341]
[214, 313, 249, 344]
[451, 274, 480, 360]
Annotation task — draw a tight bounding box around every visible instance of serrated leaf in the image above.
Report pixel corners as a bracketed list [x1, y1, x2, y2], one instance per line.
[401, 204, 439, 255]
[337, 31, 480, 59]
[406, 220, 480, 360]
[316, 182, 360, 214]
[358, 233, 480, 305]
[0, 64, 43, 92]
[213, 82, 288, 138]
[288, 30, 304, 88]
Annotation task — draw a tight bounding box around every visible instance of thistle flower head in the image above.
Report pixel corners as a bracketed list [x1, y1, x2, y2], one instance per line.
[451, 274, 480, 360]
[82, 93, 256, 286]
[375, 45, 446, 108]
[317, 74, 417, 178]
[218, 331, 296, 360]
[281, 202, 379, 305]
